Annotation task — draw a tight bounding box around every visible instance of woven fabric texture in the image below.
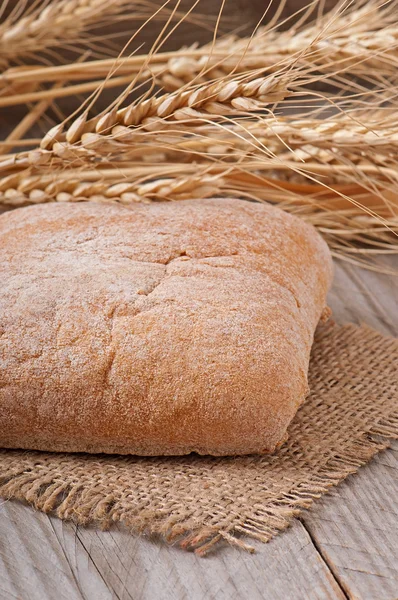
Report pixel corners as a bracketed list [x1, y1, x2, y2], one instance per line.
[0, 322, 397, 555]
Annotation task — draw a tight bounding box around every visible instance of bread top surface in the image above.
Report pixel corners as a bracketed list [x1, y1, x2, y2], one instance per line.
[0, 198, 333, 455]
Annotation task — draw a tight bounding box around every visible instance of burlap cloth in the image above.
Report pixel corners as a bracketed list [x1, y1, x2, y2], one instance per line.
[0, 321, 397, 555]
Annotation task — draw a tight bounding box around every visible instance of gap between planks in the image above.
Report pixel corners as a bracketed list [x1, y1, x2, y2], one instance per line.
[299, 518, 349, 600]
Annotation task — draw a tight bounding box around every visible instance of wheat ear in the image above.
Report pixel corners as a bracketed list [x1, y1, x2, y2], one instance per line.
[0, 0, 173, 69]
[2, 159, 397, 213]
[33, 68, 292, 158]
[20, 102, 398, 185]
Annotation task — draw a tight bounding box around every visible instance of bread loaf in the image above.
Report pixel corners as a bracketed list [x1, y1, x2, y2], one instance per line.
[0, 198, 333, 455]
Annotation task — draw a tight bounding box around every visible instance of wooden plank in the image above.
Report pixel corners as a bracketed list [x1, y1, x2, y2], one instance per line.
[0, 501, 87, 600]
[70, 517, 346, 600]
[0, 500, 345, 600]
[301, 442, 398, 600]
[300, 254, 398, 600]
[328, 256, 398, 336]
[0, 502, 111, 600]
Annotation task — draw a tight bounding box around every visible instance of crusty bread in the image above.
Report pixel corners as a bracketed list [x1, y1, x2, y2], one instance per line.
[0, 198, 333, 456]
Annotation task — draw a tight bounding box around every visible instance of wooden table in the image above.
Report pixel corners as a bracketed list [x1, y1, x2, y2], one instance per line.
[1, 256, 397, 600]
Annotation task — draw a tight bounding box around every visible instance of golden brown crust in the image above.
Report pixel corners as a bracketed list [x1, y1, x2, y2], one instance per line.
[0, 198, 333, 455]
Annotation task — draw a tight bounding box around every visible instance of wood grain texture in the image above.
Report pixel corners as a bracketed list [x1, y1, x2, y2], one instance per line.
[0, 254, 397, 600]
[299, 254, 398, 600]
[0, 503, 345, 600]
[302, 442, 398, 600]
[329, 257, 398, 337]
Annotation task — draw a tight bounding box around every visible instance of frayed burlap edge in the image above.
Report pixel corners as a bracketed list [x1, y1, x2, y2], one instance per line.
[0, 323, 397, 556]
[1, 416, 396, 555]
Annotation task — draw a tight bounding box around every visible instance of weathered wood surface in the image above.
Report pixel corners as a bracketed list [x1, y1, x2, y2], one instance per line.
[300, 255, 398, 600]
[302, 444, 398, 600]
[0, 255, 397, 600]
[1, 505, 345, 600]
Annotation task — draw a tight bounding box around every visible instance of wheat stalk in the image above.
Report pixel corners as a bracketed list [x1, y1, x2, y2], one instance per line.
[159, 0, 398, 90]
[1, 0, 397, 108]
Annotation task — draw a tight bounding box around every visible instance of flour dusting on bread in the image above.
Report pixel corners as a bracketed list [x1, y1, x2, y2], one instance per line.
[0, 198, 333, 455]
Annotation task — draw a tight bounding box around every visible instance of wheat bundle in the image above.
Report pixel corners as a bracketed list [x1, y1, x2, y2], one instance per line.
[0, 0, 397, 267]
